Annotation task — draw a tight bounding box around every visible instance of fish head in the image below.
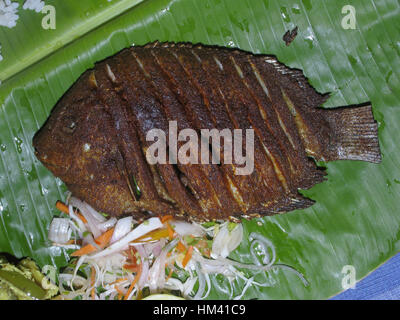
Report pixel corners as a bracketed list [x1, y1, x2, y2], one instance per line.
[32, 69, 107, 182]
[32, 101, 81, 178]
[32, 69, 141, 216]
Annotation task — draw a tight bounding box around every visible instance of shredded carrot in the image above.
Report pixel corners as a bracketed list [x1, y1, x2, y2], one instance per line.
[70, 227, 114, 257]
[182, 245, 194, 268]
[78, 214, 88, 224]
[94, 227, 114, 247]
[56, 201, 69, 214]
[56, 200, 87, 224]
[114, 285, 125, 300]
[176, 241, 187, 253]
[110, 277, 128, 286]
[123, 264, 139, 273]
[70, 243, 97, 257]
[161, 215, 173, 223]
[124, 263, 142, 300]
[166, 222, 175, 240]
[90, 266, 96, 300]
[166, 268, 174, 282]
[122, 248, 140, 272]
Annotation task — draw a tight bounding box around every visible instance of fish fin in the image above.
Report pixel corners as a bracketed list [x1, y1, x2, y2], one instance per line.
[113, 156, 138, 202]
[262, 55, 330, 106]
[322, 103, 382, 163]
[298, 165, 327, 190]
[264, 196, 315, 214]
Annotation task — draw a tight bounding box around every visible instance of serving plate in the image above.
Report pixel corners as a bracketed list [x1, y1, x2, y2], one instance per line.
[0, 0, 399, 299]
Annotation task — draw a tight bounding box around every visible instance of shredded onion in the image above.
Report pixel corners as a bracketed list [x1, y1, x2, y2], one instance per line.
[273, 264, 309, 286]
[172, 220, 205, 237]
[234, 276, 254, 300]
[249, 232, 276, 267]
[203, 273, 212, 299]
[110, 216, 132, 244]
[98, 217, 117, 233]
[165, 277, 184, 292]
[193, 262, 205, 300]
[211, 223, 243, 259]
[148, 238, 179, 293]
[59, 273, 88, 298]
[82, 231, 100, 249]
[150, 239, 166, 257]
[68, 204, 86, 233]
[133, 244, 149, 289]
[89, 217, 163, 259]
[70, 197, 106, 222]
[51, 198, 308, 300]
[183, 277, 197, 297]
[48, 218, 72, 244]
[69, 198, 103, 238]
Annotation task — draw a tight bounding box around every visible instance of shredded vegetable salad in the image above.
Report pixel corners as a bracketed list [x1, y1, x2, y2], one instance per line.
[48, 197, 308, 300]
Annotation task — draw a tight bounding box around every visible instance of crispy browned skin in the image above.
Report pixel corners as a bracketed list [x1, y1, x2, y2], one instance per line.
[33, 42, 381, 221]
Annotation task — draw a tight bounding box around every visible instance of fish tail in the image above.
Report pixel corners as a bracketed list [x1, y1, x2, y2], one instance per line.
[322, 103, 381, 163]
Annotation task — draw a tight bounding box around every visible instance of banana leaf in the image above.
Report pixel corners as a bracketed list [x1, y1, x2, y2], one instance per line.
[0, 0, 399, 299]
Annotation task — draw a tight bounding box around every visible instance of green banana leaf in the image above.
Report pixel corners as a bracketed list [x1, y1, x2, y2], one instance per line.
[0, 0, 399, 299]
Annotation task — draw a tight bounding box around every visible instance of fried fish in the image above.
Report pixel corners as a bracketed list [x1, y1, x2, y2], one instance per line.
[33, 42, 381, 221]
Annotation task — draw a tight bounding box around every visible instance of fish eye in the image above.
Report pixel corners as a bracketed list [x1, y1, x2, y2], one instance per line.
[62, 121, 77, 134]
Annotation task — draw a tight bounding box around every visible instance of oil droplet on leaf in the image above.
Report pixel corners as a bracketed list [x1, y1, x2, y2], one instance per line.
[280, 7, 291, 23]
[40, 184, 49, 196]
[304, 37, 314, 49]
[292, 4, 301, 14]
[227, 40, 236, 48]
[0, 190, 4, 212]
[26, 168, 38, 182]
[14, 137, 23, 154]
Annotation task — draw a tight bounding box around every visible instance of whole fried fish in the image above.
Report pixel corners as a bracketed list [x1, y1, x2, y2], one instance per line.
[33, 42, 381, 221]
